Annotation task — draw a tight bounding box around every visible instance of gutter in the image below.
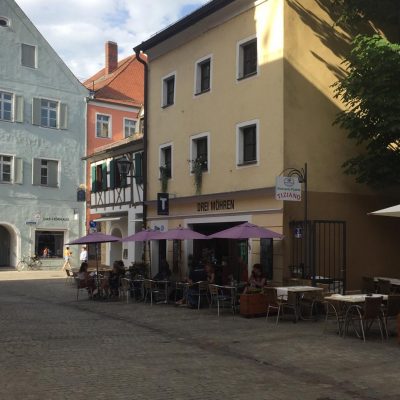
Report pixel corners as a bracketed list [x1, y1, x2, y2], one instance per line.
[134, 50, 149, 229]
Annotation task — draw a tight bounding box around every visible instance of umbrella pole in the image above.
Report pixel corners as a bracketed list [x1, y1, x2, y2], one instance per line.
[96, 242, 100, 292]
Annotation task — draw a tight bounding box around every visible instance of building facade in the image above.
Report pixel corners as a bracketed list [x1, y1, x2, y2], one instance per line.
[0, 0, 88, 268]
[83, 42, 145, 266]
[134, 0, 399, 289]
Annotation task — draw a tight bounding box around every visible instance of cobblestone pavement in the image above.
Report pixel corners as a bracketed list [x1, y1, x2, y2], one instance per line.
[0, 271, 399, 400]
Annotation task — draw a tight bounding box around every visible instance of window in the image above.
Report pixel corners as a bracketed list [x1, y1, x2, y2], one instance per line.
[21, 43, 36, 68]
[124, 118, 136, 138]
[160, 145, 172, 179]
[96, 114, 111, 138]
[0, 17, 10, 27]
[0, 155, 12, 182]
[237, 37, 257, 80]
[32, 98, 67, 129]
[41, 99, 57, 128]
[191, 134, 209, 172]
[35, 231, 64, 259]
[237, 120, 259, 166]
[0, 91, 12, 121]
[162, 73, 176, 107]
[91, 163, 107, 192]
[33, 158, 59, 187]
[195, 56, 212, 95]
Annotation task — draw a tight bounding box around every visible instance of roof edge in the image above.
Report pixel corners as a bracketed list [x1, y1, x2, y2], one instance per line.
[134, 0, 235, 53]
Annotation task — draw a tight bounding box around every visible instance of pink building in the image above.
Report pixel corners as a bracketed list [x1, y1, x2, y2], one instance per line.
[83, 42, 145, 266]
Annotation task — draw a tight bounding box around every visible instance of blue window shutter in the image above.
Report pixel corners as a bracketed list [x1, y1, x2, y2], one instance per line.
[109, 159, 115, 190]
[135, 152, 143, 185]
[102, 163, 107, 190]
[91, 165, 97, 192]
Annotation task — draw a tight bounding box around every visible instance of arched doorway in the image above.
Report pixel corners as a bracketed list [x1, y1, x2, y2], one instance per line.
[0, 225, 11, 267]
[110, 227, 122, 266]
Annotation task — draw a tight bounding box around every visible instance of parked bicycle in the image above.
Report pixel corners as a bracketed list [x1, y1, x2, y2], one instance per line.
[16, 255, 42, 271]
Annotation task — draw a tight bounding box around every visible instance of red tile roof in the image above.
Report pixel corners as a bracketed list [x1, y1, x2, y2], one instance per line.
[84, 54, 145, 108]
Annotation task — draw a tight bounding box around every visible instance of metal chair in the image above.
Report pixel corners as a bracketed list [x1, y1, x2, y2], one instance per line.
[344, 296, 385, 342]
[323, 298, 346, 336]
[264, 287, 285, 325]
[119, 278, 131, 304]
[383, 294, 400, 338]
[65, 268, 75, 285]
[143, 279, 161, 305]
[189, 281, 210, 309]
[209, 284, 236, 317]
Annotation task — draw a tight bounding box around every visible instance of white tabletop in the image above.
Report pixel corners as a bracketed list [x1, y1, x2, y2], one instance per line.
[374, 277, 400, 286]
[325, 293, 388, 303]
[276, 286, 323, 298]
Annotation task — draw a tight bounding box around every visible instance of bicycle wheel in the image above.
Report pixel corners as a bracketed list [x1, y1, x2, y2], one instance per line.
[16, 261, 28, 271]
[32, 260, 42, 270]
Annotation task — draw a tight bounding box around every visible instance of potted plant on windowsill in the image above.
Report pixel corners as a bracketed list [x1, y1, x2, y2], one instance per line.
[159, 165, 170, 193]
[189, 156, 207, 195]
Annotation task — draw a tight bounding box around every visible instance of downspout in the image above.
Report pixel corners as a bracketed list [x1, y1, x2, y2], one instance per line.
[134, 49, 148, 229]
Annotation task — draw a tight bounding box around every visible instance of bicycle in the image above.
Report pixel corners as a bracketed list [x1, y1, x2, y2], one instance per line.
[16, 255, 42, 271]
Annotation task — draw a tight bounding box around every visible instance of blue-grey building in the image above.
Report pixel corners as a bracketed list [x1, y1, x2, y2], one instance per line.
[0, 0, 88, 268]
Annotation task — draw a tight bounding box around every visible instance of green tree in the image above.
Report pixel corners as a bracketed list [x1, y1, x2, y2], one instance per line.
[333, 34, 400, 186]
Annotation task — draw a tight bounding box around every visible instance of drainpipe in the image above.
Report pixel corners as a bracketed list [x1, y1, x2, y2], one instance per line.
[134, 49, 148, 229]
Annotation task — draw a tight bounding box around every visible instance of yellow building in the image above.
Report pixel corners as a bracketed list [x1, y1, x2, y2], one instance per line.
[134, 0, 399, 290]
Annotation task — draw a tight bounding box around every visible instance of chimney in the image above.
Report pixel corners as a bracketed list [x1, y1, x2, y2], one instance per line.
[105, 41, 118, 75]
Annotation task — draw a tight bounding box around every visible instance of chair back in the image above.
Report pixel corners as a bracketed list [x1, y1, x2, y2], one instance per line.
[263, 287, 278, 305]
[287, 291, 297, 306]
[143, 279, 155, 290]
[362, 276, 376, 294]
[316, 283, 330, 292]
[387, 295, 400, 317]
[377, 279, 391, 294]
[363, 296, 383, 319]
[197, 281, 209, 292]
[209, 284, 219, 296]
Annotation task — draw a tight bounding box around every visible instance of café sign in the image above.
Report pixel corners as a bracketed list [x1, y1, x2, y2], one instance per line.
[197, 199, 235, 212]
[275, 176, 301, 201]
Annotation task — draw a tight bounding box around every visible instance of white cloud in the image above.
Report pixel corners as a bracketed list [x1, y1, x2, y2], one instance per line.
[15, 0, 209, 80]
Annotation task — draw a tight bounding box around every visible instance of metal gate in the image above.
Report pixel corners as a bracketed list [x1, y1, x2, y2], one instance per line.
[289, 220, 346, 293]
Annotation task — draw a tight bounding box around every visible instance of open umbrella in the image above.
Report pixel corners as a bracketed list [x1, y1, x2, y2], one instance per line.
[157, 227, 207, 240]
[369, 204, 400, 218]
[121, 229, 163, 277]
[208, 222, 282, 239]
[67, 232, 121, 289]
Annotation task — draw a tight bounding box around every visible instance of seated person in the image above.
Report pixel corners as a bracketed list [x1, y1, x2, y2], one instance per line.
[101, 260, 125, 298]
[243, 264, 266, 293]
[153, 258, 171, 281]
[205, 263, 215, 284]
[77, 262, 96, 295]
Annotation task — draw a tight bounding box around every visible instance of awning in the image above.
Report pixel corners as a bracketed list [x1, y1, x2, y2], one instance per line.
[93, 217, 122, 222]
[369, 204, 400, 218]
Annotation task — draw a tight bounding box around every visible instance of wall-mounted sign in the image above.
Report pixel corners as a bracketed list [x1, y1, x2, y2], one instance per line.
[197, 199, 235, 212]
[294, 226, 303, 239]
[25, 220, 37, 225]
[275, 176, 301, 201]
[43, 217, 70, 222]
[77, 189, 86, 202]
[157, 193, 169, 216]
[89, 220, 97, 228]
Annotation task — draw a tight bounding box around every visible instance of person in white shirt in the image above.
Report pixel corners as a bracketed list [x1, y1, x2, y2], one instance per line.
[79, 246, 88, 263]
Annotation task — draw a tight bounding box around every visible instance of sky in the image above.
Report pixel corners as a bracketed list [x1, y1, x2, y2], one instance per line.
[15, 0, 210, 81]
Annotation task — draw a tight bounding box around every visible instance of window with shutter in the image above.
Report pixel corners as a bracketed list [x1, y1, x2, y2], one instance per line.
[101, 163, 107, 191]
[0, 91, 13, 121]
[135, 152, 143, 185]
[91, 165, 97, 192]
[0, 155, 12, 183]
[32, 158, 59, 187]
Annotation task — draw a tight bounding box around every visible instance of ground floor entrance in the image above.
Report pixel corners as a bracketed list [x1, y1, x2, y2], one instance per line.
[0, 225, 11, 266]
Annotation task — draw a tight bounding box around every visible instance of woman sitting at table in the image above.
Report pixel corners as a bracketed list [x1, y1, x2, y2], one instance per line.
[77, 262, 96, 296]
[101, 260, 125, 298]
[243, 264, 266, 293]
[153, 258, 171, 281]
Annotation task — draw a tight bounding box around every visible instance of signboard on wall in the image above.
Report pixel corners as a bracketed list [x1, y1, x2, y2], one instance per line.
[157, 193, 169, 215]
[275, 176, 301, 201]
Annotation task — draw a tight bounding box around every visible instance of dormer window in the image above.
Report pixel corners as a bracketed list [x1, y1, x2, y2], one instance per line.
[0, 17, 10, 27]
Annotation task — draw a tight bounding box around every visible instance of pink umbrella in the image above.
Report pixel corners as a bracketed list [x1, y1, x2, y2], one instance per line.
[157, 227, 207, 240]
[208, 222, 282, 239]
[67, 232, 121, 289]
[121, 229, 162, 242]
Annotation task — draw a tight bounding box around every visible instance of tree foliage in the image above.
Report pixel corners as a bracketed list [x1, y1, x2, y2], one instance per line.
[333, 35, 400, 187]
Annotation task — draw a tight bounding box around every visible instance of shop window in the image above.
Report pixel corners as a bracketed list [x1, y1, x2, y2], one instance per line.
[35, 230, 64, 258]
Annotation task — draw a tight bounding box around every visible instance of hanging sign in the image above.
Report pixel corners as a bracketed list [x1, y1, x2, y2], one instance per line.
[157, 193, 169, 216]
[275, 176, 301, 201]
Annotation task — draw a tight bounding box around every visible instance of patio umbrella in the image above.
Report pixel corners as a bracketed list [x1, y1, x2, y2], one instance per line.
[208, 222, 282, 239]
[369, 204, 400, 218]
[121, 229, 163, 277]
[157, 227, 207, 240]
[156, 227, 207, 279]
[67, 232, 121, 289]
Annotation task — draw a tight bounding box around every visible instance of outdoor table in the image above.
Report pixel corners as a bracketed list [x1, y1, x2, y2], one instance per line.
[324, 293, 388, 338]
[275, 286, 324, 321]
[374, 277, 400, 287]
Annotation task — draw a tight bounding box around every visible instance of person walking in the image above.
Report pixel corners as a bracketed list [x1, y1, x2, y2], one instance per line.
[79, 246, 88, 263]
[62, 246, 72, 271]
